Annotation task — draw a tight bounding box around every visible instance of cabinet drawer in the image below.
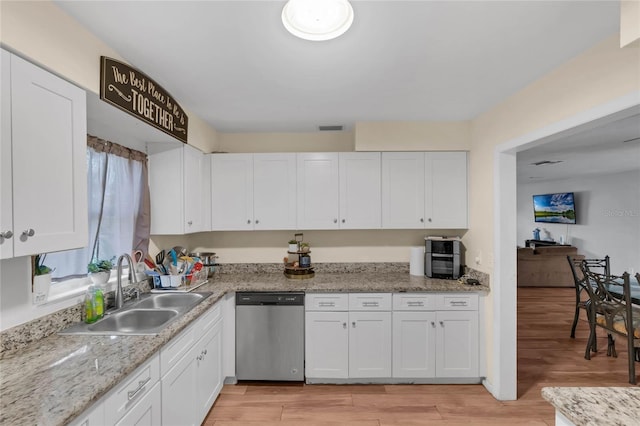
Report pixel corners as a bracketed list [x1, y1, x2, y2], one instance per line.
[349, 293, 392, 311]
[104, 353, 160, 425]
[161, 326, 197, 377]
[197, 301, 222, 338]
[306, 293, 349, 311]
[392, 293, 436, 311]
[437, 293, 478, 311]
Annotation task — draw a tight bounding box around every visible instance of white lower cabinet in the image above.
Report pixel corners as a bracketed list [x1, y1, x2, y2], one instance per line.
[392, 293, 479, 379]
[161, 302, 223, 426]
[305, 293, 392, 380]
[115, 382, 161, 426]
[306, 292, 480, 382]
[305, 311, 349, 378]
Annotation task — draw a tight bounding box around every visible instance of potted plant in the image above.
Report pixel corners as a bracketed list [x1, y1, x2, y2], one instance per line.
[88, 257, 115, 285]
[299, 242, 310, 253]
[288, 239, 299, 253]
[33, 254, 53, 304]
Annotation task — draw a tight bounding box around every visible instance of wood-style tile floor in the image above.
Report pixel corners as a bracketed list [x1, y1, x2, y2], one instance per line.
[204, 288, 637, 426]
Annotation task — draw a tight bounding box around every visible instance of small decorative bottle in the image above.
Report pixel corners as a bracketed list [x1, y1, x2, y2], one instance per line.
[84, 286, 96, 324]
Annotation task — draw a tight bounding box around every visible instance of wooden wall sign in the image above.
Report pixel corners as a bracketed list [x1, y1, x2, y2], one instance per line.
[100, 56, 188, 143]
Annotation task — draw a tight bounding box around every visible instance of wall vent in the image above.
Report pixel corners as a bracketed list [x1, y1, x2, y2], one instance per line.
[318, 125, 344, 131]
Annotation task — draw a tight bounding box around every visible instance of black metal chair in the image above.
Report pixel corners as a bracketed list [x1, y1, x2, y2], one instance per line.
[581, 267, 639, 385]
[567, 256, 609, 339]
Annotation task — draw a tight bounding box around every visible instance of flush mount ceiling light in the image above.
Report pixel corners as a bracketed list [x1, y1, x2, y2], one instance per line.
[282, 0, 354, 41]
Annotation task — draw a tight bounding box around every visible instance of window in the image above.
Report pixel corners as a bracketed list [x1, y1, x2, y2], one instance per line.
[47, 136, 150, 281]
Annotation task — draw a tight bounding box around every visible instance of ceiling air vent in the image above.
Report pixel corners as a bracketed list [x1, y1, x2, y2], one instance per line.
[530, 160, 564, 166]
[318, 125, 344, 131]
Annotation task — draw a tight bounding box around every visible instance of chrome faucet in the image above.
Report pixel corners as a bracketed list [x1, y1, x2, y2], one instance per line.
[115, 253, 138, 309]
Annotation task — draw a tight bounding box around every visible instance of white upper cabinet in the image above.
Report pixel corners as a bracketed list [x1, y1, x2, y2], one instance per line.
[381, 152, 425, 229]
[253, 153, 297, 230]
[1, 49, 88, 258]
[339, 152, 381, 229]
[382, 151, 468, 229]
[297, 153, 340, 229]
[211, 154, 253, 231]
[149, 144, 207, 234]
[210, 153, 296, 230]
[425, 151, 468, 228]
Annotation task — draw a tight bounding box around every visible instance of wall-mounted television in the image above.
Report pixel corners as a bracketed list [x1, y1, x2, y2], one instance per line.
[532, 192, 576, 224]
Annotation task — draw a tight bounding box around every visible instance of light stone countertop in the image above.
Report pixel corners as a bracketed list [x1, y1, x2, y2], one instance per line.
[541, 387, 640, 426]
[0, 272, 488, 426]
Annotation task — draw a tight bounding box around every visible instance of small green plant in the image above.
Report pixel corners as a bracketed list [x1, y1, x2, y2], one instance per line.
[288, 239, 297, 244]
[88, 257, 115, 274]
[34, 254, 52, 276]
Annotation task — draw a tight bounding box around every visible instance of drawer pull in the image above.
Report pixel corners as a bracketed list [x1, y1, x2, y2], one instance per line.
[362, 302, 379, 307]
[450, 301, 468, 306]
[319, 302, 335, 307]
[127, 377, 151, 401]
[407, 301, 424, 307]
[342, 322, 347, 329]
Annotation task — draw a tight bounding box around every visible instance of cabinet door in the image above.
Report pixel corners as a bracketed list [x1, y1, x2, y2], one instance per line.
[161, 343, 199, 426]
[0, 49, 13, 259]
[114, 382, 161, 426]
[297, 153, 339, 229]
[392, 311, 436, 378]
[149, 146, 184, 234]
[348, 311, 392, 378]
[339, 152, 381, 229]
[381, 152, 425, 229]
[425, 152, 468, 228]
[435, 311, 479, 378]
[183, 144, 204, 233]
[253, 153, 297, 230]
[211, 154, 254, 230]
[195, 319, 223, 423]
[305, 311, 349, 378]
[10, 53, 87, 256]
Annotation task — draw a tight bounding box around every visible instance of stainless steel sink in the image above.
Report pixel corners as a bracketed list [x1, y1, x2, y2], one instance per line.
[134, 292, 207, 310]
[59, 291, 212, 336]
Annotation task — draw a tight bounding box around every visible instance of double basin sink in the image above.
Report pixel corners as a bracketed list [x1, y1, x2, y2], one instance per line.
[59, 292, 212, 336]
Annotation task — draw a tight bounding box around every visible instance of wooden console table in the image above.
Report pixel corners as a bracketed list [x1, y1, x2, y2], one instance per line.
[517, 245, 584, 287]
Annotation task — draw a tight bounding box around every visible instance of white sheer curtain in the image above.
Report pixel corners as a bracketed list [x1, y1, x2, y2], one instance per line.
[48, 144, 146, 280]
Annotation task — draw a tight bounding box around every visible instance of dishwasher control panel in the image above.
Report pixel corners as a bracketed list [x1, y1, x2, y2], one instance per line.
[236, 292, 305, 306]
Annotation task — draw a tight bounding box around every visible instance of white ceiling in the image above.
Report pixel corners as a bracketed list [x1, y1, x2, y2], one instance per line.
[53, 0, 637, 182]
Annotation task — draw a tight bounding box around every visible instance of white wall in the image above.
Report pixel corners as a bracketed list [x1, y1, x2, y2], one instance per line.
[517, 169, 640, 274]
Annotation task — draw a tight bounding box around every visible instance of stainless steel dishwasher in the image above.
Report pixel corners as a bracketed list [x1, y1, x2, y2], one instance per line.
[235, 292, 304, 381]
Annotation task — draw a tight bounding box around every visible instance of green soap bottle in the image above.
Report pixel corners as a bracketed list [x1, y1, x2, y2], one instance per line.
[94, 286, 104, 320]
[84, 286, 96, 324]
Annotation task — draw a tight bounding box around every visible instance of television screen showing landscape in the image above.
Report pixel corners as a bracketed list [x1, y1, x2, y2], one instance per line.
[533, 192, 576, 224]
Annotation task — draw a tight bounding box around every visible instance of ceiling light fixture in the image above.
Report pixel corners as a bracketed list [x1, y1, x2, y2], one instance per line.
[282, 0, 354, 41]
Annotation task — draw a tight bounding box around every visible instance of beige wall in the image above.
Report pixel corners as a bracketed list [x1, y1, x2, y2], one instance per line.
[218, 131, 354, 153]
[355, 121, 471, 151]
[0, 0, 218, 153]
[620, 0, 640, 47]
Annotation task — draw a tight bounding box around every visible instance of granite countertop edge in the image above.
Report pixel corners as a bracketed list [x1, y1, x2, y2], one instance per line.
[541, 386, 640, 426]
[0, 272, 489, 426]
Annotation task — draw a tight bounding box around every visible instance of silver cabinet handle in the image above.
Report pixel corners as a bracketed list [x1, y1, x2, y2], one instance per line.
[203, 349, 207, 355]
[431, 321, 436, 327]
[439, 321, 444, 326]
[428, 218, 432, 222]
[341, 219, 345, 223]
[197, 354, 203, 361]
[22, 229, 35, 237]
[187, 220, 193, 226]
[362, 301, 379, 307]
[127, 377, 151, 401]
[0, 231, 13, 239]
[450, 301, 468, 306]
[247, 219, 251, 224]
[407, 301, 424, 307]
[255, 219, 259, 224]
[334, 218, 338, 223]
[420, 218, 424, 223]
[352, 321, 356, 328]
[342, 322, 347, 329]
[319, 302, 335, 307]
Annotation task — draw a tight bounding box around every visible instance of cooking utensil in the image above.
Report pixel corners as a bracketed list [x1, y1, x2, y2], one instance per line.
[172, 246, 188, 258]
[168, 249, 178, 266]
